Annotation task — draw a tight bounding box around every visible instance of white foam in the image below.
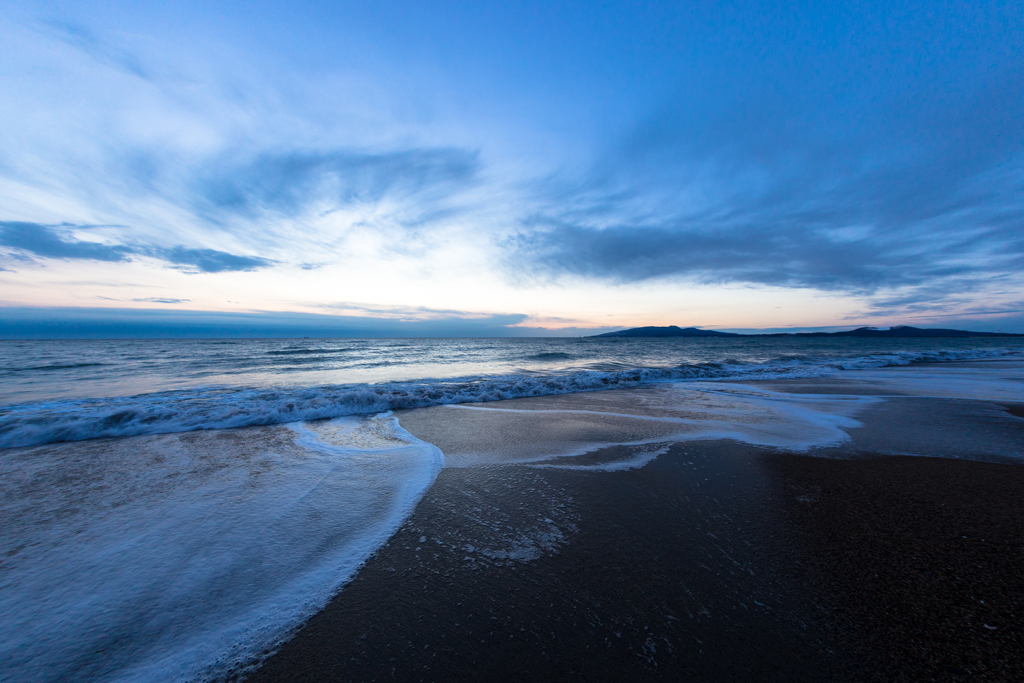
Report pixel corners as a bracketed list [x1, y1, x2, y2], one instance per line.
[436, 382, 881, 469]
[0, 414, 443, 683]
[441, 362, 1023, 471]
[451, 383, 873, 438]
[532, 444, 673, 472]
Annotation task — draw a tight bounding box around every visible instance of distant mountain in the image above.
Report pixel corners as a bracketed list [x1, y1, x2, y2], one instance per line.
[790, 325, 1020, 338]
[592, 326, 740, 338]
[592, 325, 1020, 338]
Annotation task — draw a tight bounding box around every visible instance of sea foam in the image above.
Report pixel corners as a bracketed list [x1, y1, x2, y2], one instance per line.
[431, 382, 882, 468]
[0, 414, 443, 683]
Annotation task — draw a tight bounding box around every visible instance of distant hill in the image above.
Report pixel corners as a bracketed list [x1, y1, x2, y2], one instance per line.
[592, 326, 740, 338]
[592, 325, 1020, 338]
[786, 325, 1021, 338]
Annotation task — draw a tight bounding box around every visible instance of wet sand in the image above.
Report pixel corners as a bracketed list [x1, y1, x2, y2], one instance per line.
[250, 441, 846, 682]
[772, 453, 1024, 680]
[250, 372, 1024, 682]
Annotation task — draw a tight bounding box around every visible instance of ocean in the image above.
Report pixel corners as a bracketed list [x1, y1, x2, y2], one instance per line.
[3, 336, 1022, 448]
[2, 336, 1023, 682]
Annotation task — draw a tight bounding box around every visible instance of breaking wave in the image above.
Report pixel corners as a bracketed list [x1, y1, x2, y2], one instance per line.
[1, 346, 1020, 449]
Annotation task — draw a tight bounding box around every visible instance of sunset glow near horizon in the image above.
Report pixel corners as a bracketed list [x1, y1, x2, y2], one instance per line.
[1, 1, 1022, 336]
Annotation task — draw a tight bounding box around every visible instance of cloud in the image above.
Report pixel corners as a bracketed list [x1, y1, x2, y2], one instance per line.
[42, 19, 150, 80]
[850, 276, 1024, 321]
[319, 301, 515, 322]
[510, 62, 1024, 298]
[0, 221, 276, 273]
[0, 221, 133, 262]
[3, 20, 486, 269]
[512, 219, 910, 290]
[191, 148, 480, 223]
[157, 247, 274, 273]
[132, 297, 191, 304]
[96, 296, 191, 303]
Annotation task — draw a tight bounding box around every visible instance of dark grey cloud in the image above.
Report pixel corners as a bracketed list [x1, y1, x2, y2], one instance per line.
[192, 148, 479, 223]
[0, 221, 133, 262]
[512, 61, 1024, 297]
[513, 220, 937, 291]
[0, 221, 275, 274]
[158, 247, 274, 273]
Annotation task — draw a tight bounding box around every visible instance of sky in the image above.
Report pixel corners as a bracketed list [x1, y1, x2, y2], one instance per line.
[1, 0, 1022, 337]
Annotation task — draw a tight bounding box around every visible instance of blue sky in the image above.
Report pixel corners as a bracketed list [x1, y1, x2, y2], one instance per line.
[1, 0, 1022, 336]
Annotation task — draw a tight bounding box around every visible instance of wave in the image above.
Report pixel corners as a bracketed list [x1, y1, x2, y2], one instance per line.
[1, 346, 1019, 449]
[524, 352, 575, 361]
[0, 414, 443, 683]
[14, 363, 107, 372]
[265, 348, 350, 356]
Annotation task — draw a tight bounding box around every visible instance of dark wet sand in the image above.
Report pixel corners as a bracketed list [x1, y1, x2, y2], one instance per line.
[250, 394, 1024, 682]
[771, 453, 1024, 680]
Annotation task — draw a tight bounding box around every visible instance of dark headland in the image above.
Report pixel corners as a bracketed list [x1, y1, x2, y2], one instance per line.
[593, 324, 1021, 338]
[593, 325, 740, 337]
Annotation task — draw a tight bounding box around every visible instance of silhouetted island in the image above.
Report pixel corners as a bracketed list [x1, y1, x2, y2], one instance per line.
[593, 326, 740, 338]
[593, 325, 1020, 338]
[787, 325, 1021, 338]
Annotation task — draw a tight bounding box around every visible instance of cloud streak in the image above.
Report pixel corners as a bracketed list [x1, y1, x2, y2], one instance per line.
[42, 19, 150, 80]
[132, 297, 191, 304]
[319, 301, 515, 321]
[159, 247, 273, 273]
[509, 45, 1024, 299]
[0, 222, 133, 262]
[0, 222, 275, 273]
[192, 148, 480, 223]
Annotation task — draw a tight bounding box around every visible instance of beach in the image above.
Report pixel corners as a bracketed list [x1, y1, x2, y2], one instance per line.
[251, 363, 1024, 682]
[2, 344, 1022, 682]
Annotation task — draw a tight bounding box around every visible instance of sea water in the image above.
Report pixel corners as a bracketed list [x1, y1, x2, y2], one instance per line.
[3, 336, 1021, 447]
[1, 336, 1022, 682]
[1, 414, 442, 683]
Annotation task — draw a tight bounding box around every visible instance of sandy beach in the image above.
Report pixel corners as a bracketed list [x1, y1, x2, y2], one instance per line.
[249, 365, 1024, 682]
[3, 356, 1023, 682]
